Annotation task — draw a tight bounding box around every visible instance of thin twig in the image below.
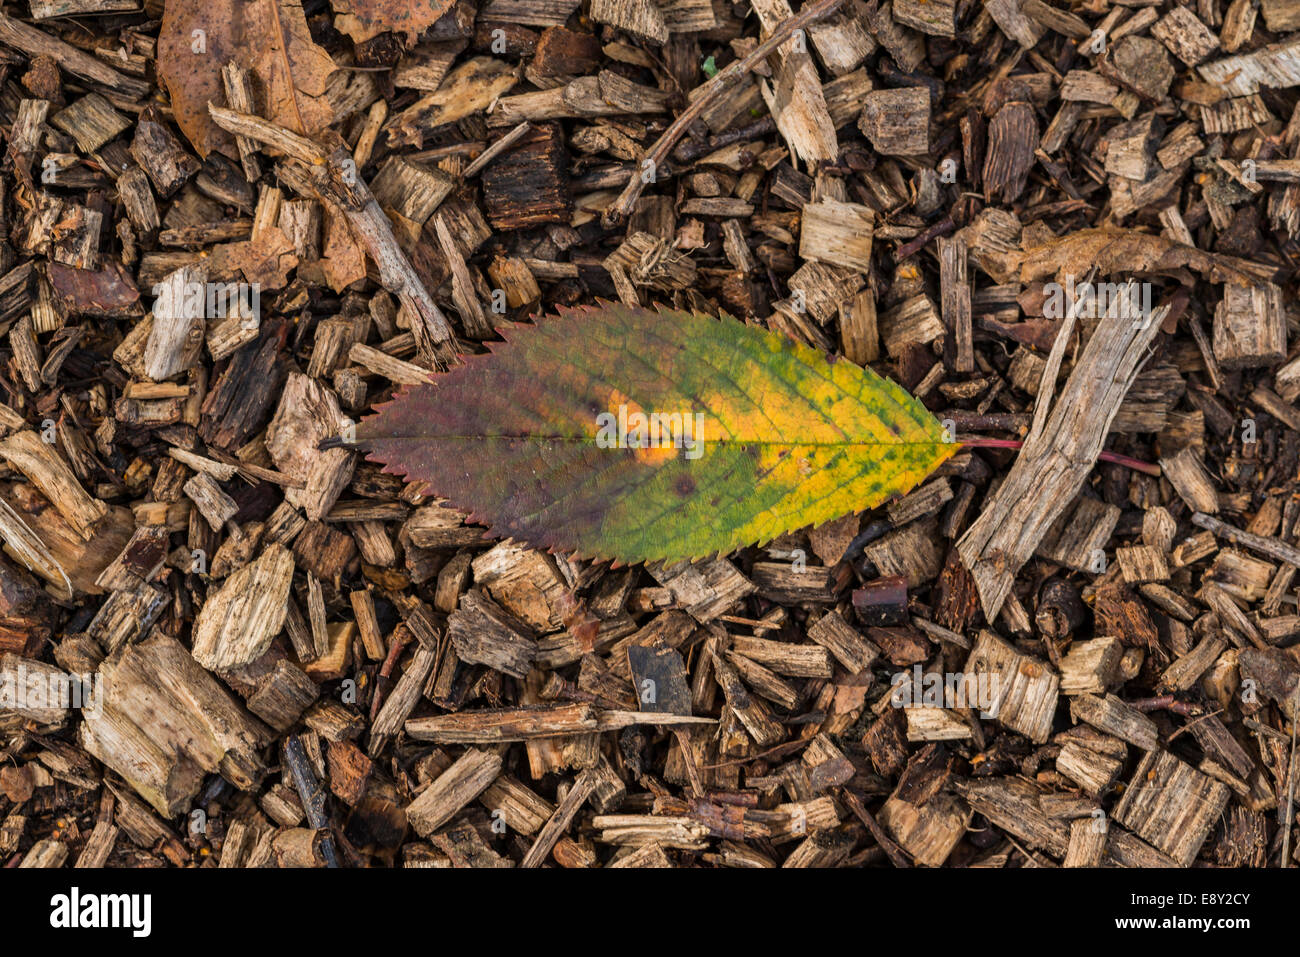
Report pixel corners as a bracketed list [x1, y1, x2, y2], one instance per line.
[840, 788, 912, 868]
[208, 105, 459, 365]
[462, 121, 531, 178]
[1192, 511, 1300, 569]
[600, 0, 849, 227]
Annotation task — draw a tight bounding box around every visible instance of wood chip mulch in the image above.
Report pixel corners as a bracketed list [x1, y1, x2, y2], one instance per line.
[1, 0, 1299, 869]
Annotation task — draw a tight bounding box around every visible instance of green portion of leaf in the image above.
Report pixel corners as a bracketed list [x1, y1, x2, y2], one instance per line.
[357, 304, 956, 563]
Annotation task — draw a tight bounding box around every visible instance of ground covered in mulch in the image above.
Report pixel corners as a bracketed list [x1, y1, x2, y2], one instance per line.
[1, 0, 1299, 868]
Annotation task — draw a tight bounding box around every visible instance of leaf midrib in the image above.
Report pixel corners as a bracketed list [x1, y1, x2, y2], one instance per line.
[365, 435, 947, 447]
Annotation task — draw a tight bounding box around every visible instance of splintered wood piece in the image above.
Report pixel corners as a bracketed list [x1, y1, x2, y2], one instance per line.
[406, 703, 597, 742]
[799, 198, 874, 271]
[710, 647, 784, 747]
[808, 609, 880, 673]
[953, 777, 1067, 857]
[369, 648, 437, 756]
[1064, 817, 1108, 867]
[858, 87, 929, 155]
[371, 158, 454, 227]
[879, 791, 969, 866]
[183, 472, 238, 531]
[594, 814, 711, 849]
[751, 0, 838, 168]
[730, 635, 834, 678]
[626, 643, 693, 715]
[1152, 6, 1219, 66]
[938, 234, 973, 373]
[1160, 635, 1227, 692]
[1113, 749, 1231, 866]
[589, 0, 668, 44]
[1069, 693, 1159, 750]
[1058, 637, 1123, 695]
[470, 541, 566, 631]
[984, 0, 1046, 47]
[904, 707, 972, 742]
[0, 654, 72, 725]
[863, 519, 943, 586]
[651, 558, 755, 621]
[447, 590, 537, 679]
[1197, 35, 1300, 96]
[0, 493, 72, 597]
[894, 0, 956, 35]
[750, 561, 843, 603]
[51, 93, 130, 154]
[984, 100, 1038, 204]
[80, 634, 269, 816]
[0, 430, 107, 541]
[220, 63, 263, 182]
[131, 104, 200, 197]
[245, 661, 319, 733]
[1115, 544, 1170, 584]
[407, 748, 503, 837]
[1055, 736, 1124, 796]
[957, 299, 1167, 618]
[266, 372, 355, 521]
[964, 630, 1059, 743]
[1213, 281, 1286, 368]
[1159, 447, 1219, 513]
[190, 544, 295, 671]
[480, 773, 555, 835]
[406, 703, 710, 743]
[481, 122, 571, 230]
[520, 767, 598, 867]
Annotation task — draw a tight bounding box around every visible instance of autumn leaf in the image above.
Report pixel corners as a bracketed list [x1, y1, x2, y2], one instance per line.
[158, 0, 337, 158]
[353, 304, 956, 564]
[330, 0, 458, 44]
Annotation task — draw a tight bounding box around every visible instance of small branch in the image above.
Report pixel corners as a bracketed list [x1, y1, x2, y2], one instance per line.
[1129, 695, 1200, 716]
[283, 734, 340, 868]
[209, 103, 324, 164]
[840, 788, 912, 868]
[208, 105, 459, 367]
[0, 11, 148, 98]
[463, 121, 531, 179]
[672, 115, 777, 163]
[1191, 511, 1300, 569]
[520, 769, 597, 868]
[600, 0, 849, 228]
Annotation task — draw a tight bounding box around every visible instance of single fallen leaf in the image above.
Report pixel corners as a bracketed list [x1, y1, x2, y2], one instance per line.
[350, 304, 956, 564]
[330, 0, 458, 44]
[158, 0, 337, 158]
